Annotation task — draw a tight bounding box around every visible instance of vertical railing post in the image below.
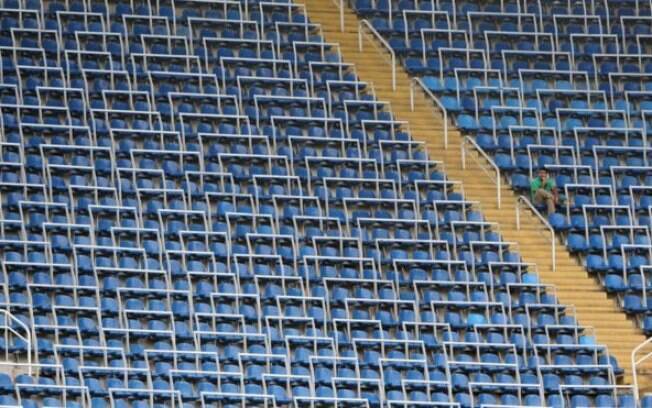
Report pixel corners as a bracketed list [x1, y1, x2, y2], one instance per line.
[390, 53, 396, 90]
[516, 198, 521, 230]
[409, 79, 415, 112]
[497, 173, 501, 209]
[461, 138, 466, 170]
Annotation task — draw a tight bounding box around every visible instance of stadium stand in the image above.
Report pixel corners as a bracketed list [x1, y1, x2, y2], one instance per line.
[0, 0, 646, 406]
[345, 0, 652, 340]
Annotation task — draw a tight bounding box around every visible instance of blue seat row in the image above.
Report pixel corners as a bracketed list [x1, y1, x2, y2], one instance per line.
[0, 0, 635, 407]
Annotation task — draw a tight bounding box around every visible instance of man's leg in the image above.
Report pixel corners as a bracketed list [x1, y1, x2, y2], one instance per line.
[534, 189, 555, 215]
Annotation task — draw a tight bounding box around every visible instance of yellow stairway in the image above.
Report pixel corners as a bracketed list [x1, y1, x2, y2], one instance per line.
[298, 0, 650, 388]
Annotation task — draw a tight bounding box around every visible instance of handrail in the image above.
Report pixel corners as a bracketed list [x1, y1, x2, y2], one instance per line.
[632, 336, 652, 401]
[331, 0, 344, 31]
[0, 309, 31, 375]
[358, 19, 396, 90]
[409, 77, 448, 149]
[461, 136, 501, 209]
[515, 195, 557, 273]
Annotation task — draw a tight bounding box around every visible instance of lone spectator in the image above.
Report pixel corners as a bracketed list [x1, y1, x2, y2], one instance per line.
[531, 168, 558, 215]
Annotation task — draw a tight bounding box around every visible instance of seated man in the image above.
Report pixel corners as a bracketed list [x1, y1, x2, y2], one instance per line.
[530, 168, 558, 215]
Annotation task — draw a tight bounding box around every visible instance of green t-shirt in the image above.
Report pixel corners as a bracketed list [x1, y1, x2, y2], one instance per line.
[530, 177, 555, 198]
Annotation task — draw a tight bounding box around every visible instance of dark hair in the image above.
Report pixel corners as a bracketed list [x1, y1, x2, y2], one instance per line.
[538, 168, 548, 174]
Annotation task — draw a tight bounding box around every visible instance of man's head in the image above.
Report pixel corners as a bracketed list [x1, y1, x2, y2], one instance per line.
[538, 168, 548, 181]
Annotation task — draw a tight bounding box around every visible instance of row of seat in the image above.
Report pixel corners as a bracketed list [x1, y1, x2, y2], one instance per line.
[352, 0, 652, 339]
[0, 0, 638, 407]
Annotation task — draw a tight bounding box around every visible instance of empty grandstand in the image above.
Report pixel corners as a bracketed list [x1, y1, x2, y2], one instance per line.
[0, 0, 650, 407]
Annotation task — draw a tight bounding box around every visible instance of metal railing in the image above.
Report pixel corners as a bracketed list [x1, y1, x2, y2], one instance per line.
[331, 0, 345, 31]
[515, 195, 557, 273]
[0, 309, 32, 375]
[358, 19, 396, 90]
[461, 136, 501, 209]
[632, 336, 652, 401]
[409, 77, 449, 149]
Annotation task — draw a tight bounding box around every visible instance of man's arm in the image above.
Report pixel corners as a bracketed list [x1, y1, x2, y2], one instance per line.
[530, 178, 539, 196]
